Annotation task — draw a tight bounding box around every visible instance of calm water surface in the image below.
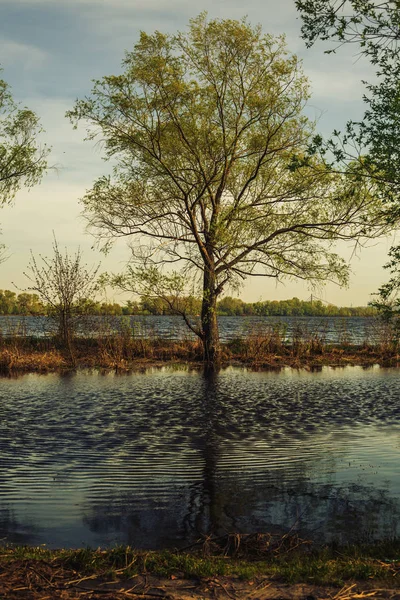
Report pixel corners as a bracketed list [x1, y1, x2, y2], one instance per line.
[0, 366, 399, 549]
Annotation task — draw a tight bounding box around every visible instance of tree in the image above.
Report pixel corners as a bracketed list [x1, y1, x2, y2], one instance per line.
[296, 1, 399, 59]
[369, 246, 400, 337]
[15, 292, 45, 315]
[0, 72, 49, 262]
[295, 1, 400, 198]
[217, 296, 246, 316]
[122, 299, 141, 315]
[0, 72, 49, 205]
[68, 14, 390, 367]
[296, 0, 400, 324]
[22, 236, 100, 352]
[0, 289, 16, 314]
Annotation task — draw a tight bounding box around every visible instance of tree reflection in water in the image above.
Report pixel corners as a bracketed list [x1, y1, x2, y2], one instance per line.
[0, 367, 399, 547]
[0, 507, 40, 546]
[81, 368, 400, 548]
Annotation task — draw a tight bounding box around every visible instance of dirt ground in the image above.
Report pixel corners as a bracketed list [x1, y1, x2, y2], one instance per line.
[1, 561, 399, 600]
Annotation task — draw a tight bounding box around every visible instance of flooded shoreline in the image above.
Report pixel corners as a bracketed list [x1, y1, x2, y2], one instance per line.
[1, 365, 400, 549]
[0, 335, 398, 374]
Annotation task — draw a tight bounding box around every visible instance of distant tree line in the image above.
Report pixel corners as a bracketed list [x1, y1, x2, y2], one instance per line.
[142, 296, 376, 317]
[216, 297, 376, 317]
[0, 290, 125, 317]
[0, 290, 46, 315]
[0, 290, 376, 317]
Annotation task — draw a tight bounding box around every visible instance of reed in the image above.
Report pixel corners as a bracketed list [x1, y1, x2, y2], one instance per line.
[225, 320, 400, 367]
[0, 317, 398, 372]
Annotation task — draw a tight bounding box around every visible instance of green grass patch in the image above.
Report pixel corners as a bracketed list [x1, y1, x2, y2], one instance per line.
[1, 540, 400, 586]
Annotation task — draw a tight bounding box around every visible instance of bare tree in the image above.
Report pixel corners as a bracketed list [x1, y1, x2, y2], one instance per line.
[68, 14, 391, 367]
[22, 235, 100, 354]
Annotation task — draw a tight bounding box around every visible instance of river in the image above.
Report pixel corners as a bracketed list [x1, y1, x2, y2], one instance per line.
[0, 314, 386, 344]
[0, 366, 399, 549]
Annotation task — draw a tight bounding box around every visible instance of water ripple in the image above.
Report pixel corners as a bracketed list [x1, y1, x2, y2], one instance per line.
[0, 366, 399, 548]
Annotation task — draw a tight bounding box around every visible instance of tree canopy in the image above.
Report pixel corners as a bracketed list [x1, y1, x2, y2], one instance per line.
[295, 1, 400, 199]
[0, 73, 49, 206]
[296, 1, 399, 61]
[68, 14, 391, 366]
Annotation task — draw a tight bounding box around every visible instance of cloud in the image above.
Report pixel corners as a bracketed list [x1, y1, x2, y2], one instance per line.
[0, 39, 48, 70]
[0, 179, 129, 294]
[13, 96, 108, 186]
[10, 0, 299, 43]
[299, 41, 376, 106]
[307, 69, 367, 102]
[8, 0, 257, 7]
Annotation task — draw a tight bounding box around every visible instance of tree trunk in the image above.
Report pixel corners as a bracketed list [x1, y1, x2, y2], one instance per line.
[59, 309, 76, 366]
[201, 268, 220, 369]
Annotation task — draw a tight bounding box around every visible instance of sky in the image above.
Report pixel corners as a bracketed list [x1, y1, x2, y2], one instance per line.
[0, 0, 395, 306]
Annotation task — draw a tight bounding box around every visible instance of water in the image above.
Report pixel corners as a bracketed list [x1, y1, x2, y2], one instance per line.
[0, 314, 384, 344]
[0, 366, 400, 549]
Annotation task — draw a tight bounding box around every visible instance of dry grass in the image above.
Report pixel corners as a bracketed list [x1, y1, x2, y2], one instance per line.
[0, 338, 398, 373]
[0, 543, 399, 599]
[0, 346, 67, 372]
[179, 532, 312, 559]
[0, 319, 398, 373]
[0, 335, 204, 373]
[224, 336, 400, 368]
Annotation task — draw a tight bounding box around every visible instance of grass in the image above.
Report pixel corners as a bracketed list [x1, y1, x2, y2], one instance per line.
[0, 334, 397, 373]
[1, 537, 400, 586]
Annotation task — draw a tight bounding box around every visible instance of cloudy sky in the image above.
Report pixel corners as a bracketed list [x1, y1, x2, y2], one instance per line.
[0, 0, 395, 305]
